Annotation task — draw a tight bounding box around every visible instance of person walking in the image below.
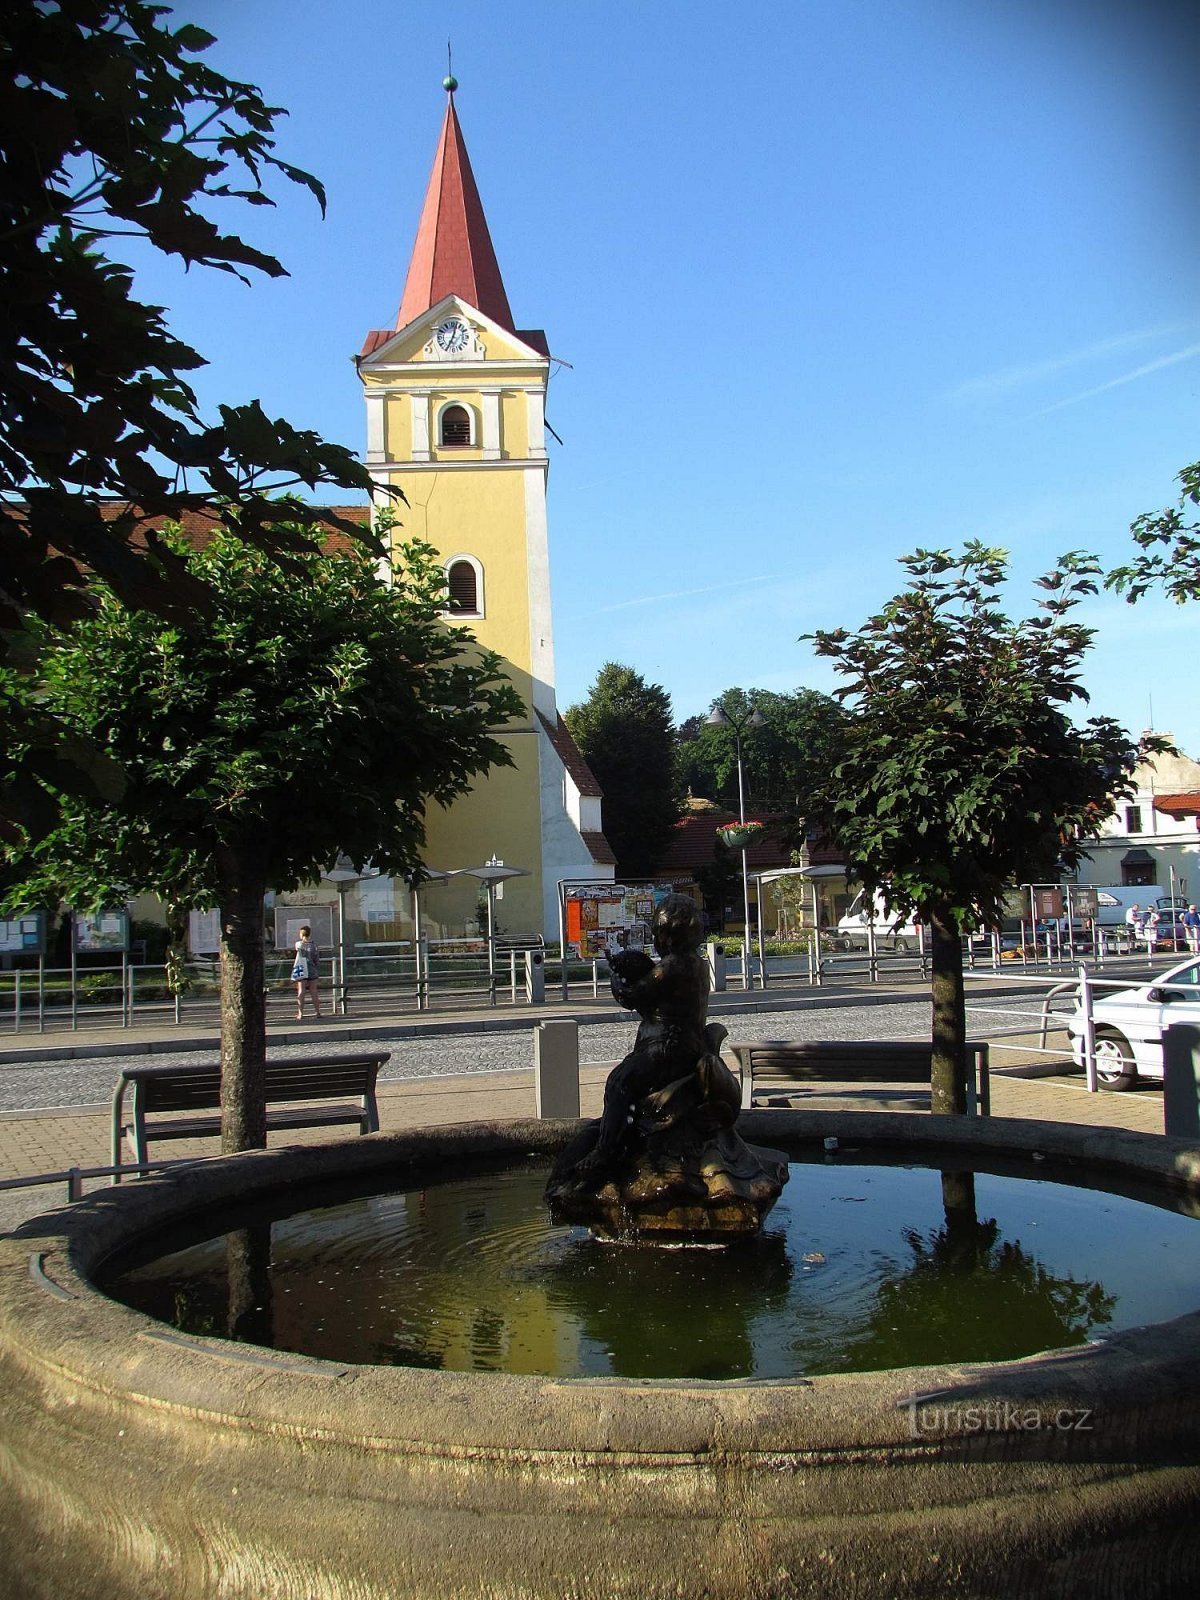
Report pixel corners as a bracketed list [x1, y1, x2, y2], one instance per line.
[292, 924, 322, 1020]
[1124, 903, 1144, 954]
[1141, 905, 1160, 956]
[1182, 903, 1200, 956]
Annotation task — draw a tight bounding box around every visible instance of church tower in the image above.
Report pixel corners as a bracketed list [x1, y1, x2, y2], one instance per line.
[357, 78, 613, 936]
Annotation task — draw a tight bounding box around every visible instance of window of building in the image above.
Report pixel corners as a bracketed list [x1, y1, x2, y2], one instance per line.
[443, 555, 483, 617]
[1125, 805, 1143, 834]
[439, 403, 472, 447]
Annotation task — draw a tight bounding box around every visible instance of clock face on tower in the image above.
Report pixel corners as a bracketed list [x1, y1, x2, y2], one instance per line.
[434, 317, 470, 354]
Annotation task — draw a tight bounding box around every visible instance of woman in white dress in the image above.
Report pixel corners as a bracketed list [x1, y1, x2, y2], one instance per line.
[293, 924, 322, 1020]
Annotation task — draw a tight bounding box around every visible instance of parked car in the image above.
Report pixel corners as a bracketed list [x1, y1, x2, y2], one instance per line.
[1067, 956, 1200, 1090]
[835, 890, 926, 953]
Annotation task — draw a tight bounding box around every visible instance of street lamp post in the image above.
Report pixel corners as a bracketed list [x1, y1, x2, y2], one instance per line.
[706, 701, 766, 987]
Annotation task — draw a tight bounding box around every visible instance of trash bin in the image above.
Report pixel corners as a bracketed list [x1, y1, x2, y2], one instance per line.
[706, 941, 727, 992]
[524, 948, 546, 1004]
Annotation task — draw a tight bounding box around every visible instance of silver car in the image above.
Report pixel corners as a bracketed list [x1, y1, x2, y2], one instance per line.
[1068, 956, 1200, 1090]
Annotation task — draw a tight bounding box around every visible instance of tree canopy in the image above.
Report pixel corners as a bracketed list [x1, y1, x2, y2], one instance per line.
[805, 543, 1144, 1112]
[1, 0, 383, 834]
[2, 526, 523, 1147]
[565, 662, 680, 879]
[1106, 459, 1200, 605]
[676, 686, 844, 821]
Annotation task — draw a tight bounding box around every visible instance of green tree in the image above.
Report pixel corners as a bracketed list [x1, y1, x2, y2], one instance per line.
[1, 1, 382, 835]
[1106, 459, 1200, 604]
[2, 527, 522, 1151]
[805, 543, 1144, 1114]
[565, 663, 680, 878]
[676, 687, 844, 820]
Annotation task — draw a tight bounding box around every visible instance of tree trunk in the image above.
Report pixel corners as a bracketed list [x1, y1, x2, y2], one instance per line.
[929, 909, 968, 1115]
[217, 863, 268, 1152]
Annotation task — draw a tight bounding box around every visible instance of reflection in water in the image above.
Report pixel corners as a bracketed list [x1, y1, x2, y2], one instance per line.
[226, 1223, 274, 1346]
[841, 1169, 1116, 1370]
[542, 1232, 792, 1380]
[99, 1159, 1194, 1380]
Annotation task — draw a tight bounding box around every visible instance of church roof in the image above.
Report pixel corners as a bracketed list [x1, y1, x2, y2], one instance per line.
[395, 91, 515, 335]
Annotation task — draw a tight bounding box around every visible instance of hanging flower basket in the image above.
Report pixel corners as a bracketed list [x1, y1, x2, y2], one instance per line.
[716, 820, 766, 852]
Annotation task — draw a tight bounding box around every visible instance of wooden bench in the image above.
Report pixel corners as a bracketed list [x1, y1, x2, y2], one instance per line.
[110, 1052, 387, 1177]
[730, 1039, 991, 1116]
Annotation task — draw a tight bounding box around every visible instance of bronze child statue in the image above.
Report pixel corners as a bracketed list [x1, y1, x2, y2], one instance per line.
[547, 894, 784, 1237]
[577, 894, 736, 1174]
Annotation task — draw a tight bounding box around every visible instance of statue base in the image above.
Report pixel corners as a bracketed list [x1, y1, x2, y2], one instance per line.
[546, 1117, 789, 1241]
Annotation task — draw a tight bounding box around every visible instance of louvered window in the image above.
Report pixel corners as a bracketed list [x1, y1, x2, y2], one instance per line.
[440, 404, 471, 446]
[446, 559, 478, 612]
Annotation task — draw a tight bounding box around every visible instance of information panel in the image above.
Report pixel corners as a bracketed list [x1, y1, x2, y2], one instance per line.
[561, 882, 674, 958]
[273, 904, 336, 953]
[0, 912, 45, 955]
[73, 909, 129, 953]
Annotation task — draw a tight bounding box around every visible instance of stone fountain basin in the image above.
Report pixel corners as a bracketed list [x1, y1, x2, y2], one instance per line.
[3, 1111, 1200, 1600]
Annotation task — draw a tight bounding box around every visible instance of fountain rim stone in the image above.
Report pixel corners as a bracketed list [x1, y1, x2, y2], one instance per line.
[4, 1109, 1200, 1462]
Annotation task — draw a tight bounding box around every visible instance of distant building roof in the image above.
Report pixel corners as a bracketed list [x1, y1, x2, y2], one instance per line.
[1154, 793, 1200, 820]
[537, 709, 603, 798]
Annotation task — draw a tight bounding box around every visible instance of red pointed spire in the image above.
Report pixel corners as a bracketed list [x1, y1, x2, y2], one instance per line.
[395, 89, 515, 334]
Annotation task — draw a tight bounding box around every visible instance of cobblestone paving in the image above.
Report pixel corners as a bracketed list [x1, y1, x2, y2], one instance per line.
[0, 994, 1063, 1115]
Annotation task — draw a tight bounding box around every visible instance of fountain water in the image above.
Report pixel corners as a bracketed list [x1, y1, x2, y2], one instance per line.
[3, 1112, 1200, 1598]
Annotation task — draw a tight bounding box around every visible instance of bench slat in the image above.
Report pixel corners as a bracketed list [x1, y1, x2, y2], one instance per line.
[138, 1103, 370, 1142]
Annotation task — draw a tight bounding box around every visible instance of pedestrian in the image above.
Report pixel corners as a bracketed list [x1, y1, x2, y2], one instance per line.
[1141, 905, 1159, 956]
[1124, 903, 1143, 952]
[292, 923, 322, 1020]
[1182, 903, 1200, 956]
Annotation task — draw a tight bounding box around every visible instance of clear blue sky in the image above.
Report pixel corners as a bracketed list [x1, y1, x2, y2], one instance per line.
[141, 1, 1199, 751]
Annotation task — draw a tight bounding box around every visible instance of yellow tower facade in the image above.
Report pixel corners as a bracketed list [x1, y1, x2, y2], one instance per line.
[356, 84, 613, 937]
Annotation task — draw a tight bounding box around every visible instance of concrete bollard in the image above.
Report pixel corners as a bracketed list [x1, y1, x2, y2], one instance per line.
[534, 1020, 580, 1119]
[1163, 1022, 1200, 1138]
[705, 941, 727, 993]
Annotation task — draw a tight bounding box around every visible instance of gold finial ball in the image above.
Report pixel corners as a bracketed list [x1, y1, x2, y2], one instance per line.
[443, 74, 458, 92]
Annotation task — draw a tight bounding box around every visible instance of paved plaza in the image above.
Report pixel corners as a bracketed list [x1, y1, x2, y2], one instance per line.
[0, 974, 1169, 1234]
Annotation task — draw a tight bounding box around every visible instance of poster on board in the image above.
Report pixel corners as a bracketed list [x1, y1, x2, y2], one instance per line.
[187, 909, 222, 957]
[73, 909, 130, 952]
[273, 904, 335, 953]
[0, 912, 45, 955]
[561, 882, 674, 958]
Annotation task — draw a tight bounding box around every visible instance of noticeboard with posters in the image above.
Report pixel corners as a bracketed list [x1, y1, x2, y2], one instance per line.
[187, 909, 222, 957]
[561, 882, 676, 959]
[1031, 887, 1064, 921]
[73, 909, 130, 953]
[0, 912, 46, 956]
[1070, 886, 1099, 919]
[272, 904, 336, 954]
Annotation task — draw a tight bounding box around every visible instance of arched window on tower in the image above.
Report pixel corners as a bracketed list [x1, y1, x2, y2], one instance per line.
[444, 555, 483, 617]
[439, 403, 473, 447]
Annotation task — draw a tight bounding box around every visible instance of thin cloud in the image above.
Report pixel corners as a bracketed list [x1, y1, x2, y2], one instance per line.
[950, 325, 1190, 403]
[1026, 343, 1200, 419]
[597, 572, 781, 613]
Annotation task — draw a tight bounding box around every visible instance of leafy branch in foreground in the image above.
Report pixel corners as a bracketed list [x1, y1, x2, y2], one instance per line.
[1106, 459, 1200, 605]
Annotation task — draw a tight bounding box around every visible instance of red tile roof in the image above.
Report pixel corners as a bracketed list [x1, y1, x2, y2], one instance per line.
[581, 831, 617, 867]
[1154, 793, 1200, 820]
[95, 500, 371, 556]
[394, 96, 515, 335]
[537, 709, 602, 797]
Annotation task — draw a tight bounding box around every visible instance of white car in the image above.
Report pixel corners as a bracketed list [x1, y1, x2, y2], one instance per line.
[1068, 956, 1200, 1090]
